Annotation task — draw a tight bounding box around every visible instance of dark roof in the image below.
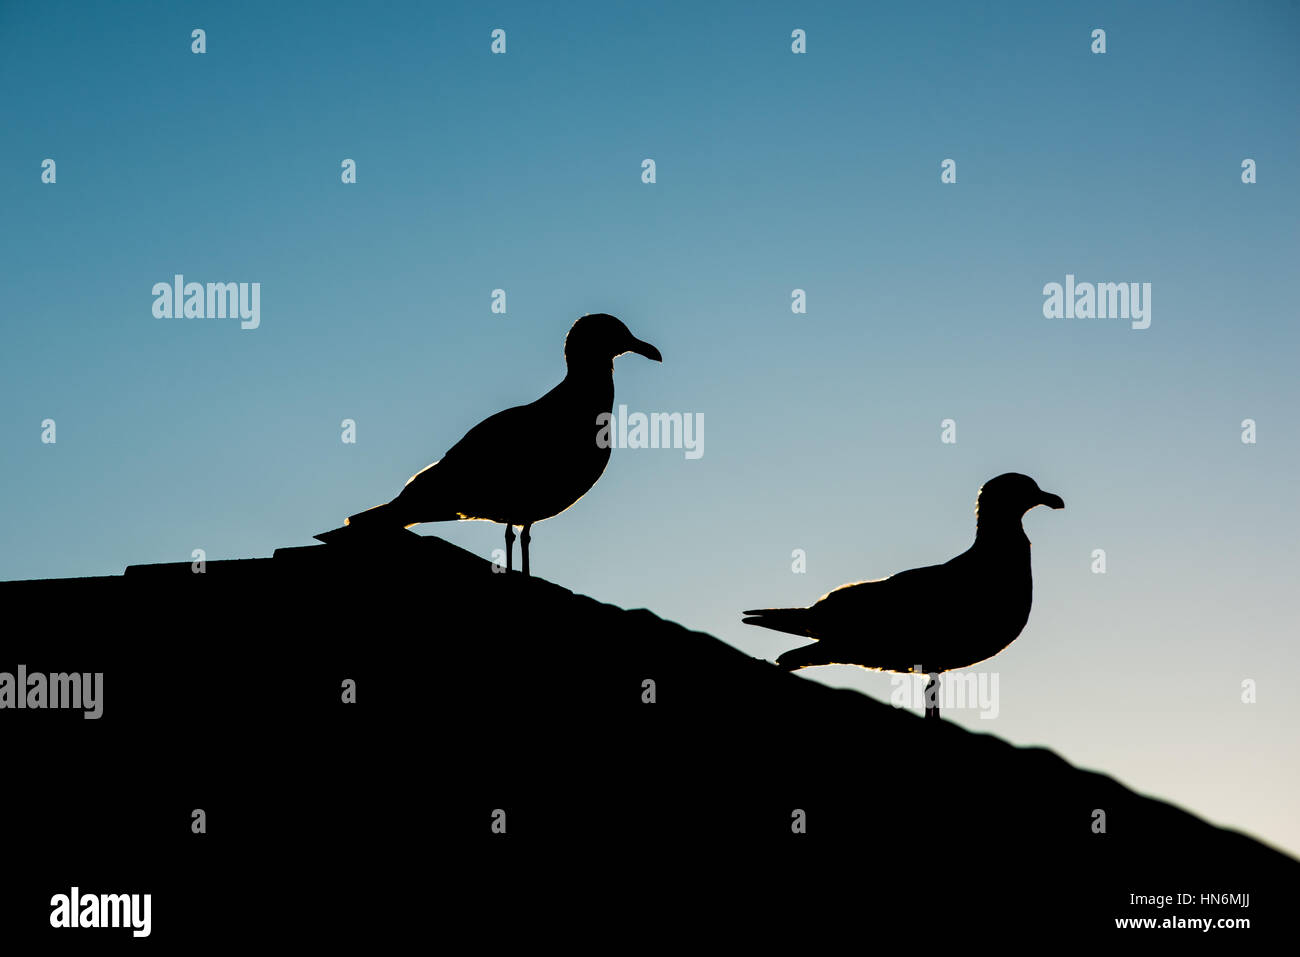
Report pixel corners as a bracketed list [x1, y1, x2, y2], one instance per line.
[2, 537, 1294, 937]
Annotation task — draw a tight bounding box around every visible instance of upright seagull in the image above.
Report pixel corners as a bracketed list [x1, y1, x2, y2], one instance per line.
[742, 473, 1064, 716]
[319, 313, 662, 575]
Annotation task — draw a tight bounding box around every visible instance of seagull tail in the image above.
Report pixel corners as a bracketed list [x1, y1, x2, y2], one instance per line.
[344, 501, 412, 530]
[741, 608, 815, 638]
[774, 644, 827, 671]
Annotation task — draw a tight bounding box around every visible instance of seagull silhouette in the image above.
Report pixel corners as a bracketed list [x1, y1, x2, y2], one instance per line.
[742, 473, 1064, 703]
[319, 314, 662, 575]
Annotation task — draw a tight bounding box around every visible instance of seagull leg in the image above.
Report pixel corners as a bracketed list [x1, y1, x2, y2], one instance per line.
[925, 672, 940, 720]
[505, 524, 516, 573]
[521, 523, 532, 578]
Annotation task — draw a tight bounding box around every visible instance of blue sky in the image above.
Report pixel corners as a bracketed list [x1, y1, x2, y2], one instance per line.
[3, 1, 1298, 855]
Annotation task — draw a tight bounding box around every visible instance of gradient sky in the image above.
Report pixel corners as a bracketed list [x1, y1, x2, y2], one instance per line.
[3, 1, 1297, 856]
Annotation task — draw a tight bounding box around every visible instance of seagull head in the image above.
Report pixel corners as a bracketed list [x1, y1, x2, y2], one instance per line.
[565, 314, 663, 370]
[976, 473, 1066, 525]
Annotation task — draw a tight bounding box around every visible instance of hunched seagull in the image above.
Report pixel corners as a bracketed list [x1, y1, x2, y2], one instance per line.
[742, 473, 1064, 716]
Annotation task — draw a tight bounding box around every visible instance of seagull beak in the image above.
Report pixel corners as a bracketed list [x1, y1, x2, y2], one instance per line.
[627, 337, 663, 362]
[1038, 491, 1065, 510]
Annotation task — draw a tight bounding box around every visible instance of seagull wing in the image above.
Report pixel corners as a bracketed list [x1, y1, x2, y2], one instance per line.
[743, 563, 953, 639]
[772, 554, 973, 672]
[391, 397, 548, 523]
[811, 562, 955, 632]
